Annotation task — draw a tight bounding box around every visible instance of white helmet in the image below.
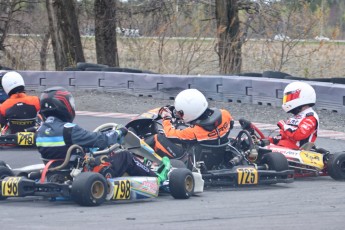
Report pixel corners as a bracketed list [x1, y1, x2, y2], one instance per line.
[1, 71, 25, 95]
[282, 81, 316, 113]
[174, 89, 208, 123]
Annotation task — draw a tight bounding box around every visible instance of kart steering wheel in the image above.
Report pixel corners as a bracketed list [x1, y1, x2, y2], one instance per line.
[234, 129, 255, 154]
[238, 118, 266, 139]
[93, 123, 121, 132]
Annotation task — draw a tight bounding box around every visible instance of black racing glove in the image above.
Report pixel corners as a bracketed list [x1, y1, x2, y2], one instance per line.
[118, 127, 128, 137]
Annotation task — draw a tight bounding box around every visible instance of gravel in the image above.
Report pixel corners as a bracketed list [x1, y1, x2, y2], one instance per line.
[68, 91, 345, 133]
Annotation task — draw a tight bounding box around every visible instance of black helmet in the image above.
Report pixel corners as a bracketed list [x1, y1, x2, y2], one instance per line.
[40, 87, 76, 122]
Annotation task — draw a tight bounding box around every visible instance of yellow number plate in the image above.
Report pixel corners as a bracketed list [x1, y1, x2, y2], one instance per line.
[112, 180, 131, 200]
[237, 168, 258, 185]
[17, 132, 35, 146]
[2, 177, 21, 196]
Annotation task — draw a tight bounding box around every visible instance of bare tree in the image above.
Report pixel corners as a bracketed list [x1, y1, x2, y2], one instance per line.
[46, 0, 85, 70]
[94, 0, 119, 66]
[215, 0, 259, 74]
[0, 1, 34, 69]
[251, 0, 320, 74]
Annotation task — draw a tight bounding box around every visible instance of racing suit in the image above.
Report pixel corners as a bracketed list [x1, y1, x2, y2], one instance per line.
[270, 107, 319, 149]
[0, 93, 40, 131]
[150, 108, 234, 159]
[36, 116, 156, 177]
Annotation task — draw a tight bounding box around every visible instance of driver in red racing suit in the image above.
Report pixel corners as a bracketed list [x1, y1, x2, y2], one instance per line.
[36, 87, 156, 178]
[269, 81, 319, 150]
[147, 89, 234, 159]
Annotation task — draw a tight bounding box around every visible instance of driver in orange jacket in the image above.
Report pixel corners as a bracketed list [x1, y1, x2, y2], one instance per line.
[0, 72, 40, 132]
[269, 81, 319, 150]
[148, 89, 234, 160]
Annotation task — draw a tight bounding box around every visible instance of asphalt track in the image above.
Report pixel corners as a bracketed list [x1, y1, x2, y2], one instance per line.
[1, 115, 345, 230]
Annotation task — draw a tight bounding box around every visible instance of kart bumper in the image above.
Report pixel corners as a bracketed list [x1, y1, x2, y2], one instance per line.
[0, 132, 36, 147]
[201, 168, 294, 187]
[0, 176, 70, 198]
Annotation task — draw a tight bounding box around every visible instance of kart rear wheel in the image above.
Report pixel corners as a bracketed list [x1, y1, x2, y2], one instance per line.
[170, 159, 187, 168]
[169, 168, 194, 199]
[71, 172, 107, 206]
[260, 152, 289, 172]
[0, 166, 14, 200]
[327, 152, 345, 181]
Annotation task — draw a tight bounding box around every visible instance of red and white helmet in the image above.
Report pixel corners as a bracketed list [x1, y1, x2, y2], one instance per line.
[282, 81, 316, 113]
[174, 89, 208, 123]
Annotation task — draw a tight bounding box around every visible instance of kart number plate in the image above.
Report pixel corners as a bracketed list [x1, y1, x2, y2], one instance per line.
[112, 180, 131, 200]
[2, 177, 21, 196]
[17, 132, 35, 146]
[237, 168, 258, 185]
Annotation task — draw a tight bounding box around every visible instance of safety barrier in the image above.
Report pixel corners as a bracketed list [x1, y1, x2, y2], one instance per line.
[16, 70, 345, 114]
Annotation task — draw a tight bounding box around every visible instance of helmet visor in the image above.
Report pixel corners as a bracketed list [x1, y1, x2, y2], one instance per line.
[283, 89, 301, 103]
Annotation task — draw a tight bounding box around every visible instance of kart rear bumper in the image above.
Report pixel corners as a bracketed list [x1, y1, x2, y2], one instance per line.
[201, 168, 294, 187]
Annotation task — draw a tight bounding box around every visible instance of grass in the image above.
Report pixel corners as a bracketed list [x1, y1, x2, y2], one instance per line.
[2, 36, 345, 78]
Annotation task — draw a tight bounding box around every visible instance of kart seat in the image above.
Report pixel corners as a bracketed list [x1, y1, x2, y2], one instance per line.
[194, 140, 231, 170]
[7, 118, 37, 134]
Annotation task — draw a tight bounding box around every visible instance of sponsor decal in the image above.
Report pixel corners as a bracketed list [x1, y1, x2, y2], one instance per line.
[139, 181, 159, 194]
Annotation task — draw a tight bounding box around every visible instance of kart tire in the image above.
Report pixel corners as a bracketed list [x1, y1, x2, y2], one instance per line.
[327, 152, 345, 181]
[0, 166, 14, 200]
[170, 159, 187, 168]
[261, 152, 289, 172]
[169, 168, 194, 199]
[71, 172, 107, 206]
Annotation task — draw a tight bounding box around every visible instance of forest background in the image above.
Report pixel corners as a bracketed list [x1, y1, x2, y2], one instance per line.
[1, 0, 345, 79]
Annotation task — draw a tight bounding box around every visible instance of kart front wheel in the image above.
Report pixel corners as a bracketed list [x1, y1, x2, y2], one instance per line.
[169, 168, 194, 199]
[0, 166, 14, 200]
[71, 172, 107, 206]
[260, 152, 289, 172]
[170, 159, 187, 169]
[327, 152, 345, 181]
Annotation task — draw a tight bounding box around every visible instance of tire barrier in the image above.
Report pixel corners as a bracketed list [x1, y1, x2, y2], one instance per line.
[14, 70, 345, 115]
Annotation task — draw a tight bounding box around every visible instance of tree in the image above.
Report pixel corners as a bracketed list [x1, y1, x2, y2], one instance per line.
[46, 0, 85, 70]
[94, 0, 119, 66]
[215, 0, 260, 74]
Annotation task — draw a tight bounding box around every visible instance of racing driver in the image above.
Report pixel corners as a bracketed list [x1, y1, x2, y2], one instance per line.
[147, 88, 234, 160]
[0, 71, 40, 132]
[270, 81, 319, 150]
[36, 87, 156, 178]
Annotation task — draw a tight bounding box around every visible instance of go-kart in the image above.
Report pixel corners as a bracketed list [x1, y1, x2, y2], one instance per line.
[125, 107, 294, 187]
[0, 123, 204, 206]
[238, 118, 345, 180]
[0, 114, 43, 147]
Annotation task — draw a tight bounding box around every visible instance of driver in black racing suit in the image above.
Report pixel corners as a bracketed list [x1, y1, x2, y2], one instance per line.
[36, 87, 156, 178]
